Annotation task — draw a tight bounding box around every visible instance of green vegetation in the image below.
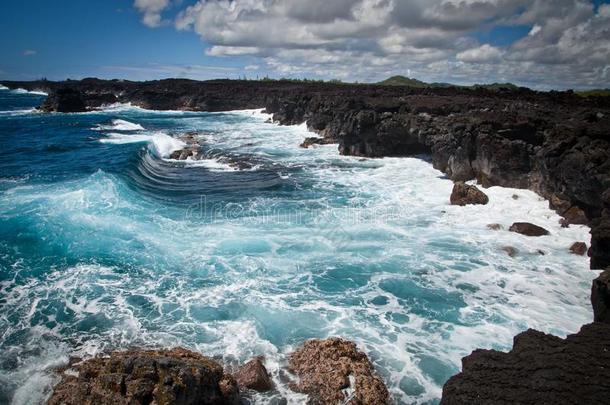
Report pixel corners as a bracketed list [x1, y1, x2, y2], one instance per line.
[576, 89, 610, 97]
[376, 75, 520, 91]
[376, 75, 430, 88]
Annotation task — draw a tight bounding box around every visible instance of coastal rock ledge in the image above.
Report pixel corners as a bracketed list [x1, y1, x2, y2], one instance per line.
[440, 322, 610, 405]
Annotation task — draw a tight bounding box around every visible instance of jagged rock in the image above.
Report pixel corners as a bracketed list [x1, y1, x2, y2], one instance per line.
[501, 246, 518, 257]
[169, 148, 198, 160]
[234, 356, 273, 392]
[440, 322, 610, 405]
[569, 242, 587, 255]
[487, 223, 503, 230]
[47, 347, 239, 405]
[592, 270, 610, 323]
[40, 88, 86, 113]
[450, 182, 489, 206]
[300, 137, 335, 148]
[509, 222, 550, 236]
[590, 216, 610, 270]
[288, 337, 389, 405]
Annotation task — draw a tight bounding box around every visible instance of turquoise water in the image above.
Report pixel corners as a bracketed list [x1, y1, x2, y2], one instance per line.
[0, 88, 597, 404]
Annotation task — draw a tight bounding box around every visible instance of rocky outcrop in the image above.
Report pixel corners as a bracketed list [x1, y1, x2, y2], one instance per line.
[592, 270, 610, 323]
[570, 242, 587, 255]
[450, 182, 489, 206]
[40, 88, 87, 113]
[508, 222, 550, 236]
[288, 337, 389, 405]
[589, 217, 610, 269]
[440, 322, 610, 405]
[300, 137, 336, 148]
[234, 356, 273, 393]
[47, 348, 239, 405]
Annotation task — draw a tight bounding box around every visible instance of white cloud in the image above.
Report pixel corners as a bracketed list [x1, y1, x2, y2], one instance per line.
[134, 0, 170, 27]
[457, 44, 503, 63]
[135, 0, 610, 88]
[23, 50, 37, 56]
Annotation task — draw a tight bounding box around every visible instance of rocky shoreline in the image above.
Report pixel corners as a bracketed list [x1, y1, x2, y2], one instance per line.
[2, 78, 609, 403]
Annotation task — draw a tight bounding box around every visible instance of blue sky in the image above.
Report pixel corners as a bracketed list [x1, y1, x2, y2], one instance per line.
[1, 0, 609, 88]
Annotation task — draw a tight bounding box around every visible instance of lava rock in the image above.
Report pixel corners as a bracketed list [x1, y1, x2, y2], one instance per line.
[592, 270, 610, 323]
[288, 337, 389, 405]
[450, 182, 489, 206]
[300, 137, 335, 148]
[47, 347, 239, 405]
[40, 88, 86, 113]
[590, 216, 610, 270]
[234, 356, 273, 392]
[440, 322, 610, 405]
[509, 222, 550, 236]
[569, 242, 588, 255]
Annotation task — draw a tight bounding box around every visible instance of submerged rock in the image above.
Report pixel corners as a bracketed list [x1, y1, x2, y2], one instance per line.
[501, 246, 518, 257]
[440, 322, 610, 405]
[288, 337, 389, 405]
[569, 242, 587, 255]
[450, 182, 489, 206]
[234, 356, 273, 392]
[592, 270, 610, 323]
[508, 222, 550, 237]
[487, 223, 503, 230]
[47, 347, 239, 405]
[300, 137, 335, 148]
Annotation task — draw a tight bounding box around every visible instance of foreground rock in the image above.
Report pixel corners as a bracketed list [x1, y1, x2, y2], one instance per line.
[441, 322, 610, 405]
[508, 222, 550, 236]
[592, 270, 610, 323]
[450, 182, 489, 206]
[40, 88, 87, 113]
[234, 356, 273, 392]
[589, 217, 610, 269]
[288, 337, 389, 405]
[47, 348, 239, 405]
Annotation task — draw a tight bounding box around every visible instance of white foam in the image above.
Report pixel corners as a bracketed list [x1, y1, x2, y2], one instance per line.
[11, 88, 48, 95]
[0, 84, 8, 90]
[0, 108, 38, 116]
[93, 119, 144, 131]
[150, 132, 186, 158]
[181, 158, 237, 172]
[99, 133, 152, 145]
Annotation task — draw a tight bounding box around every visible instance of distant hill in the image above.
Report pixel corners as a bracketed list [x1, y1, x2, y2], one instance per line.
[377, 75, 519, 91]
[377, 75, 430, 88]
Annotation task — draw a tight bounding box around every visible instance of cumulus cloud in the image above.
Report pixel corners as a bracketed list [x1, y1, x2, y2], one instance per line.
[135, 0, 610, 88]
[134, 0, 170, 27]
[457, 44, 503, 63]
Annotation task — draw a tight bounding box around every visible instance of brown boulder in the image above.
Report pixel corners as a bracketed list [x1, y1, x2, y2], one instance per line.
[569, 242, 587, 255]
[47, 347, 239, 405]
[450, 182, 489, 206]
[560, 206, 589, 227]
[234, 356, 273, 392]
[288, 337, 389, 405]
[509, 222, 550, 237]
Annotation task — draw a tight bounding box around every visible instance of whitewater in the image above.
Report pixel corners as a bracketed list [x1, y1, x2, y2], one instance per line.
[0, 88, 596, 404]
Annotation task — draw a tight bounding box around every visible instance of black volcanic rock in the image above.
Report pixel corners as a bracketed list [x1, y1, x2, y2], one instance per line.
[440, 322, 610, 405]
[40, 88, 87, 112]
[592, 270, 610, 323]
[590, 216, 610, 269]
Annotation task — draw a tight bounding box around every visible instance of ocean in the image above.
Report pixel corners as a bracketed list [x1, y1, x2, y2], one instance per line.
[0, 87, 596, 404]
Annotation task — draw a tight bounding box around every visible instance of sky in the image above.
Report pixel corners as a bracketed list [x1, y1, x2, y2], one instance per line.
[1, 0, 609, 89]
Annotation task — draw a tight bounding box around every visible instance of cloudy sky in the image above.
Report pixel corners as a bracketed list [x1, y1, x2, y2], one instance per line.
[1, 0, 609, 89]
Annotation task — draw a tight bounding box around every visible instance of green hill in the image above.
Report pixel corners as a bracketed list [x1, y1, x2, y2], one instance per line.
[377, 76, 519, 91]
[377, 75, 430, 88]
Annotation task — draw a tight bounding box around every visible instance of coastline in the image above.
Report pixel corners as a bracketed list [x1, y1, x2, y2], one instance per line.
[1, 81, 608, 404]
